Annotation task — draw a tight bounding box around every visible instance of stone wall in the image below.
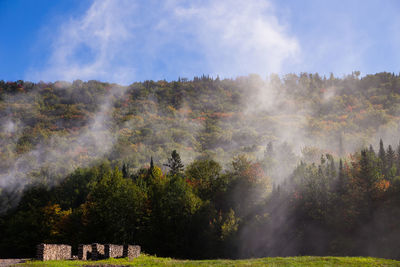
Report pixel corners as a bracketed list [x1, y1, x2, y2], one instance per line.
[36, 244, 72, 261]
[123, 245, 141, 259]
[105, 244, 124, 259]
[78, 244, 92, 260]
[91, 243, 105, 260]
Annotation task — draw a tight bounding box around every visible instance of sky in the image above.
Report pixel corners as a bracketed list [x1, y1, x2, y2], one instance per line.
[0, 0, 400, 84]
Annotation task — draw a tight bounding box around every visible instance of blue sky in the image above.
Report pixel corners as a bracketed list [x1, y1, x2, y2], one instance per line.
[0, 0, 400, 84]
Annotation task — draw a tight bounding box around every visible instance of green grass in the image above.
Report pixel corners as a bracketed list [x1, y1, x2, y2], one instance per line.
[17, 254, 400, 266]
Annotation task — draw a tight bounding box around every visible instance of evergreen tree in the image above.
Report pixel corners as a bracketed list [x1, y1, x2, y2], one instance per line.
[265, 141, 274, 158]
[369, 144, 375, 156]
[387, 145, 395, 170]
[397, 141, 400, 176]
[164, 150, 184, 176]
[122, 162, 130, 178]
[328, 154, 336, 181]
[386, 145, 395, 180]
[337, 159, 346, 195]
[378, 139, 386, 174]
[148, 156, 155, 178]
[360, 149, 378, 195]
[264, 142, 275, 172]
[360, 150, 370, 178]
[359, 149, 379, 221]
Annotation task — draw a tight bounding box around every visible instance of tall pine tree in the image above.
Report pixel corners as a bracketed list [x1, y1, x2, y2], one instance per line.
[369, 144, 375, 156]
[164, 150, 184, 176]
[337, 159, 346, 195]
[122, 162, 130, 178]
[397, 141, 400, 176]
[148, 156, 155, 178]
[378, 139, 386, 175]
[387, 145, 395, 180]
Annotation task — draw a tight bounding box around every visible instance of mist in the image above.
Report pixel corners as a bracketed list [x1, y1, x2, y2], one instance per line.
[1, 0, 400, 261]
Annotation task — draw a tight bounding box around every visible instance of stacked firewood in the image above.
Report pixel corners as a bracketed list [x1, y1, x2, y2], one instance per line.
[78, 244, 92, 260]
[123, 245, 141, 260]
[105, 244, 124, 259]
[91, 243, 105, 260]
[38, 243, 141, 261]
[36, 244, 72, 261]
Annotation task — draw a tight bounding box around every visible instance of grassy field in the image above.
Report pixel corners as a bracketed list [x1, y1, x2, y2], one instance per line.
[16, 254, 400, 266]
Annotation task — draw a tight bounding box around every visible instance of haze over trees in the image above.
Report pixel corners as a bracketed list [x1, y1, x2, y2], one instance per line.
[1, 72, 400, 259]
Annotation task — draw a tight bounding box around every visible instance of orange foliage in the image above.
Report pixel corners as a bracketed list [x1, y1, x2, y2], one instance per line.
[346, 105, 353, 112]
[186, 178, 198, 188]
[355, 113, 364, 120]
[195, 117, 206, 121]
[209, 112, 234, 118]
[68, 146, 88, 157]
[241, 162, 265, 183]
[375, 179, 390, 192]
[178, 108, 192, 115]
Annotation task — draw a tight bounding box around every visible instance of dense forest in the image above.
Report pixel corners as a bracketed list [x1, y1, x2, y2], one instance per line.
[1, 72, 400, 259]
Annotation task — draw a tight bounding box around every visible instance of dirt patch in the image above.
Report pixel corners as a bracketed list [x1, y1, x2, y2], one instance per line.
[0, 259, 30, 266]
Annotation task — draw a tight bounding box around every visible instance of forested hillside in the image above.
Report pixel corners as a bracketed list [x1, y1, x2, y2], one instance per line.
[1, 72, 400, 259]
[1, 72, 399, 174]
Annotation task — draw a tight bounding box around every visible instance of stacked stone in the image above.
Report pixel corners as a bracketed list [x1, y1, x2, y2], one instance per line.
[123, 245, 141, 259]
[91, 243, 105, 260]
[36, 244, 72, 261]
[105, 244, 124, 259]
[78, 244, 93, 260]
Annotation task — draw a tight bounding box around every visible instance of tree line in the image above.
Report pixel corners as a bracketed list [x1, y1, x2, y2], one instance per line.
[2, 139, 400, 259]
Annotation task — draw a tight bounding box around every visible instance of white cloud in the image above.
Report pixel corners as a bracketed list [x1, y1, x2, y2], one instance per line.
[167, 0, 300, 76]
[31, 0, 137, 84]
[31, 0, 300, 83]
